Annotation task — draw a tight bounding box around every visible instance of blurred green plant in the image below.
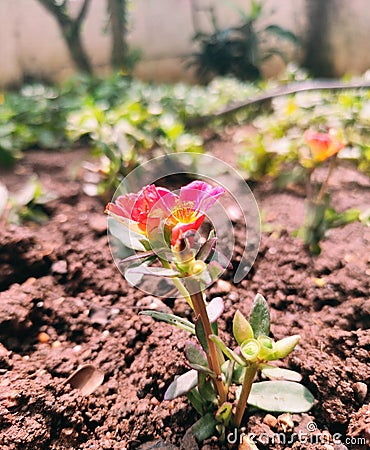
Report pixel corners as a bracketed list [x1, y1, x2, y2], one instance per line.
[0, 73, 259, 194]
[0, 84, 71, 166]
[238, 68, 370, 179]
[294, 129, 363, 255]
[189, 0, 299, 83]
[0, 177, 56, 225]
[1, 67, 369, 201]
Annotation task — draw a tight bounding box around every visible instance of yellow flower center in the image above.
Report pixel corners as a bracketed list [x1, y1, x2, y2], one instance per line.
[171, 201, 198, 224]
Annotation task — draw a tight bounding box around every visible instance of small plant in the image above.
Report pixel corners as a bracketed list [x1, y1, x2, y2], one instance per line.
[105, 180, 314, 442]
[297, 129, 362, 254]
[0, 177, 56, 225]
[238, 72, 370, 179]
[189, 0, 299, 83]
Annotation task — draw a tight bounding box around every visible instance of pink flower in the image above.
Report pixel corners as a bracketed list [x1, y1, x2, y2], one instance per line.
[105, 181, 225, 245]
[167, 181, 225, 244]
[304, 130, 344, 163]
[105, 185, 175, 234]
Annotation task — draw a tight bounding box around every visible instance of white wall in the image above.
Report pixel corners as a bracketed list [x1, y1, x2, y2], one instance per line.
[0, 0, 111, 86]
[0, 0, 369, 87]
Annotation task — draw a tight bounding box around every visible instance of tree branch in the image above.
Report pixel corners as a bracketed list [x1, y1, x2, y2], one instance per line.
[37, 0, 70, 27]
[76, 0, 92, 26]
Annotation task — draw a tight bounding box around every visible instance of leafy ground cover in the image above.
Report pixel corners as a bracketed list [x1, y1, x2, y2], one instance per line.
[1, 67, 369, 181]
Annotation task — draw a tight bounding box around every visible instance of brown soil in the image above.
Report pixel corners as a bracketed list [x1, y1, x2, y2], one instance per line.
[0, 139, 369, 450]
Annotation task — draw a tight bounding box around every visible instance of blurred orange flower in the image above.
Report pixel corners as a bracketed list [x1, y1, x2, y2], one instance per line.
[304, 130, 344, 163]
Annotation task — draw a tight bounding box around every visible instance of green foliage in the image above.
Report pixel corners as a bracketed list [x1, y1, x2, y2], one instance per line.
[0, 73, 261, 196]
[0, 84, 72, 166]
[139, 311, 195, 334]
[247, 380, 315, 412]
[2, 176, 56, 225]
[249, 292, 270, 337]
[296, 195, 361, 255]
[238, 68, 370, 179]
[157, 292, 313, 442]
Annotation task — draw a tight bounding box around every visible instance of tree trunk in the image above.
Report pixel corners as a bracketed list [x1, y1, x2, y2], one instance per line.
[37, 0, 93, 74]
[63, 23, 92, 74]
[303, 0, 335, 77]
[107, 0, 128, 69]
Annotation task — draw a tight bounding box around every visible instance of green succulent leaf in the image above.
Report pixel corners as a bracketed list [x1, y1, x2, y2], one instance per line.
[249, 293, 270, 337]
[186, 388, 205, 415]
[188, 363, 216, 377]
[188, 413, 218, 442]
[139, 310, 195, 334]
[233, 310, 254, 345]
[325, 207, 361, 228]
[195, 318, 209, 355]
[118, 249, 158, 264]
[260, 364, 302, 382]
[265, 335, 300, 360]
[248, 380, 315, 412]
[164, 370, 198, 401]
[215, 402, 233, 425]
[126, 265, 180, 278]
[196, 236, 217, 261]
[231, 363, 246, 384]
[209, 334, 246, 366]
[185, 342, 208, 367]
[206, 297, 224, 323]
[198, 373, 217, 402]
[108, 217, 147, 252]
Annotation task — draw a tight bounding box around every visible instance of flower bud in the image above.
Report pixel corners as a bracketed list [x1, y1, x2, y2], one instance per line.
[257, 335, 276, 360]
[188, 259, 207, 276]
[265, 335, 300, 360]
[240, 339, 260, 362]
[172, 236, 195, 272]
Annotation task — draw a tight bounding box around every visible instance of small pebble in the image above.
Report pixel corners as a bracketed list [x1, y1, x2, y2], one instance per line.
[276, 412, 294, 432]
[38, 332, 50, 344]
[61, 428, 74, 437]
[353, 381, 367, 403]
[52, 260, 68, 274]
[263, 413, 278, 429]
[217, 279, 232, 293]
[90, 214, 107, 233]
[52, 340, 61, 348]
[239, 434, 259, 450]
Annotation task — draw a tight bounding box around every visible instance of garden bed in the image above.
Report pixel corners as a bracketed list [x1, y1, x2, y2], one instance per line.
[0, 139, 369, 450]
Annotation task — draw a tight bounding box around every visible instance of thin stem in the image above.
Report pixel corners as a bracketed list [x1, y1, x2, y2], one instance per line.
[234, 363, 258, 428]
[159, 258, 193, 307]
[306, 167, 314, 204]
[316, 156, 336, 204]
[189, 286, 227, 405]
